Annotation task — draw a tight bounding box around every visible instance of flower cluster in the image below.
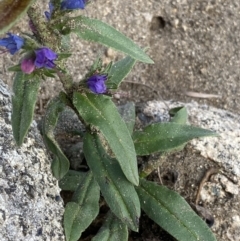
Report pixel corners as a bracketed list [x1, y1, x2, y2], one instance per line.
[0, 33, 24, 55]
[0, 33, 58, 74]
[21, 47, 58, 74]
[0, 1, 107, 93]
[87, 75, 107, 94]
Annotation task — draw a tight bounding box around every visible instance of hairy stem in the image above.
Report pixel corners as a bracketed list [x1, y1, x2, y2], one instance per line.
[27, 5, 74, 94]
[139, 154, 167, 178]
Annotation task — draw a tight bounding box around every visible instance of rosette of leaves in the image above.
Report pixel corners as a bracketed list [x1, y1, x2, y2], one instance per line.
[6, 1, 217, 241]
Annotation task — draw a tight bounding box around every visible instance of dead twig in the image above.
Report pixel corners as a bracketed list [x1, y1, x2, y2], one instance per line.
[157, 166, 163, 185]
[185, 91, 221, 99]
[195, 167, 219, 205]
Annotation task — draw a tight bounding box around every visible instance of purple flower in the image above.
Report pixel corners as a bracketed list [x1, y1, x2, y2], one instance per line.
[87, 75, 107, 94]
[45, 2, 54, 20]
[21, 57, 36, 74]
[0, 33, 24, 55]
[34, 47, 58, 69]
[44, 0, 85, 20]
[61, 0, 85, 10]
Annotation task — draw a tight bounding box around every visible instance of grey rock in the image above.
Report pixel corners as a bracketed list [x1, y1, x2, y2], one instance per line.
[0, 80, 65, 241]
[144, 100, 240, 177]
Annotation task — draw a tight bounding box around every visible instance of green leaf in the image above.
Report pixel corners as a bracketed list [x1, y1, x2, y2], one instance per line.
[57, 52, 72, 60]
[42, 95, 70, 179]
[12, 72, 40, 146]
[8, 64, 21, 72]
[59, 170, 87, 191]
[92, 211, 128, 241]
[133, 122, 218, 156]
[64, 171, 100, 241]
[107, 56, 137, 90]
[0, 0, 34, 34]
[73, 92, 139, 186]
[117, 102, 136, 134]
[83, 133, 140, 231]
[71, 16, 153, 64]
[43, 69, 56, 78]
[169, 106, 188, 124]
[61, 34, 71, 51]
[136, 179, 217, 241]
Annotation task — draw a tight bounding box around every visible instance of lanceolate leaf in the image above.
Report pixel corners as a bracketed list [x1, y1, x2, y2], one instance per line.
[117, 102, 136, 134]
[12, 72, 40, 146]
[73, 92, 139, 186]
[8, 64, 21, 72]
[42, 95, 70, 179]
[64, 171, 100, 241]
[71, 16, 153, 64]
[107, 56, 137, 90]
[0, 0, 34, 34]
[133, 122, 218, 156]
[169, 106, 188, 124]
[59, 170, 87, 191]
[83, 133, 140, 231]
[136, 179, 217, 241]
[92, 211, 128, 241]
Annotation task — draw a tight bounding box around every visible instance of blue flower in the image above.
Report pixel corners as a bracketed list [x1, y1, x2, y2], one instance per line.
[61, 0, 85, 10]
[45, 2, 54, 20]
[45, 0, 85, 20]
[0, 33, 24, 55]
[87, 75, 107, 94]
[34, 47, 58, 69]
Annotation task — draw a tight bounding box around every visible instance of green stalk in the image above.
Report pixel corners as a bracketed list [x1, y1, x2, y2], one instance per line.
[27, 6, 74, 94]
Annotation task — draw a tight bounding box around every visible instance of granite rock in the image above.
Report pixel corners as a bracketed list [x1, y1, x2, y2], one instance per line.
[0, 80, 65, 241]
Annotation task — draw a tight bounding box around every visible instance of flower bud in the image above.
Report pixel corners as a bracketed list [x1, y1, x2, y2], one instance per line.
[87, 75, 107, 94]
[21, 57, 36, 74]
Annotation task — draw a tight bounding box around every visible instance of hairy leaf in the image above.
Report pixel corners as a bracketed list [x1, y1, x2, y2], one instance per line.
[107, 56, 137, 90]
[92, 211, 128, 241]
[133, 122, 218, 156]
[42, 95, 70, 179]
[71, 16, 153, 64]
[73, 92, 139, 186]
[59, 170, 87, 191]
[0, 0, 34, 34]
[169, 106, 188, 124]
[84, 133, 140, 231]
[117, 102, 135, 134]
[12, 72, 40, 146]
[136, 179, 217, 241]
[8, 64, 21, 72]
[64, 171, 100, 241]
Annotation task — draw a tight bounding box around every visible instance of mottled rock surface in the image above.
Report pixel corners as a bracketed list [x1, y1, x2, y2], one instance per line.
[0, 80, 65, 241]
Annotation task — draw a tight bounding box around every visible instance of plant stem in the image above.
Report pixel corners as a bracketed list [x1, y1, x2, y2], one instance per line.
[139, 154, 167, 178]
[27, 6, 74, 94]
[27, 6, 60, 52]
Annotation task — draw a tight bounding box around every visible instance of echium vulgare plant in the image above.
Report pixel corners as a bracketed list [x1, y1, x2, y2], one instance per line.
[0, 0, 218, 240]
